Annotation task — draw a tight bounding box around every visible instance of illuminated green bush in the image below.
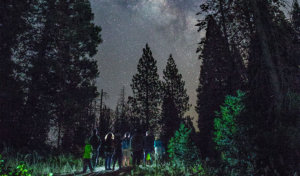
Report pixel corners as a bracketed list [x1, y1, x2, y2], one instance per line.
[130, 162, 206, 176]
[0, 155, 32, 176]
[213, 90, 255, 176]
[167, 124, 206, 175]
[168, 124, 198, 166]
[130, 124, 207, 175]
[214, 90, 245, 154]
[0, 148, 83, 176]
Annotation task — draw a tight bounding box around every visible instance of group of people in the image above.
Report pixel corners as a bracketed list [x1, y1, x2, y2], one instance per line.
[82, 129, 165, 173]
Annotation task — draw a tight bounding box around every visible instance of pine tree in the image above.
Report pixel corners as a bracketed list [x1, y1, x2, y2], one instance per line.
[161, 54, 190, 145]
[131, 44, 161, 131]
[238, 1, 299, 174]
[127, 96, 140, 131]
[196, 16, 243, 158]
[162, 54, 190, 118]
[214, 91, 255, 175]
[0, 0, 31, 147]
[161, 93, 180, 147]
[20, 0, 102, 150]
[197, 0, 254, 54]
[197, 0, 300, 174]
[168, 124, 199, 169]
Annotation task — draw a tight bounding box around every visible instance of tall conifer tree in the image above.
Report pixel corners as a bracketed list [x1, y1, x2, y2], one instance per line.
[162, 54, 190, 118]
[196, 16, 243, 158]
[161, 93, 180, 146]
[20, 0, 102, 149]
[161, 54, 190, 145]
[131, 44, 161, 131]
[197, 0, 300, 174]
[0, 0, 29, 146]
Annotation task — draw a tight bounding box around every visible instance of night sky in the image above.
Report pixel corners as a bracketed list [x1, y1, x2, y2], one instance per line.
[89, 0, 294, 126]
[90, 0, 204, 120]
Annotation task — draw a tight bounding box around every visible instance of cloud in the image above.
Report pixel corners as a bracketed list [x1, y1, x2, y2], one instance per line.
[89, 0, 202, 123]
[109, 0, 200, 35]
[134, 0, 176, 27]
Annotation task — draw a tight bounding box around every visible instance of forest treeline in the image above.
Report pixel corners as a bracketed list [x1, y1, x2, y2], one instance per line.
[0, 0, 192, 153]
[195, 0, 300, 175]
[1, 0, 300, 175]
[1, 0, 102, 151]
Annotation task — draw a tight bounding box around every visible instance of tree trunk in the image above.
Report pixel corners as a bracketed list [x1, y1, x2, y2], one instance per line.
[249, 0, 283, 113]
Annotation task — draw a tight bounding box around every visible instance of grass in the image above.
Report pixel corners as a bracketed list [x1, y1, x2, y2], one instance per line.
[1, 145, 204, 176]
[1, 146, 83, 176]
[129, 159, 208, 176]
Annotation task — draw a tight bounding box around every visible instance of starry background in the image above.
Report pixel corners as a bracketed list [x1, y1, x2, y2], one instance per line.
[90, 0, 203, 125]
[89, 0, 294, 129]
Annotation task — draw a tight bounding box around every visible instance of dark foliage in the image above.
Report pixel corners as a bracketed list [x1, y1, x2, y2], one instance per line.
[131, 44, 161, 131]
[162, 54, 190, 118]
[161, 54, 190, 146]
[0, 0, 102, 152]
[113, 87, 130, 135]
[0, 0, 30, 148]
[197, 0, 300, 175]
[161, 94, 180, 147]
[196, 16, 244, 158]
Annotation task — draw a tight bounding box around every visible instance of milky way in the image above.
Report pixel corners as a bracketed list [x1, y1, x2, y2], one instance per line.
[89, 0, 295, 128]
[90, 0, 203, 122]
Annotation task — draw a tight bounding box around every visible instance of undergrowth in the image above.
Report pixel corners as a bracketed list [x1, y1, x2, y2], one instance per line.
[0, 146, 82, 176]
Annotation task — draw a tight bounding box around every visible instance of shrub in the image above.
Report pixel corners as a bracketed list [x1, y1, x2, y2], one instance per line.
[0, 147, 83, 176]
[213, 90, 255, 176]
[130, 161, 207, 176]
[167, 123, 204, 175]
[0, 155, 32, 176]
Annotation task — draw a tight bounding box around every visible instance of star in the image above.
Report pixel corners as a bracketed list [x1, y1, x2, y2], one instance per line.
[90, 0, 202, 125]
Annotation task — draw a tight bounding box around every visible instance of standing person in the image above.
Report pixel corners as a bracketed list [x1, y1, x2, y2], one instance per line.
[154, 135, 164, 162]
[82, 139, 94, 173]
[89, 128, 101, 168]
[121, 132, 131, 167]
[131, 129, 143, 166]
[104, 132, 115, 170]
[143, 131, 154, 165]
[112, 134, 122, 170]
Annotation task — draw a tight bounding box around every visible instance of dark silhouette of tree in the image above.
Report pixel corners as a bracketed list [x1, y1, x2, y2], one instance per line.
[126, 96, 141, 132]
[213, 91, 255, 175]
[167, 123, 199, 170]
[291, 0, 300, 93]
[114, 86, 130, 135]
[131, 44, 161, 131]
[245, 6, 299, 171]
[99, 105, 113, 139]
[196, 16, 243, 158]
[198, 0, 300, 174]
[0, 0, 31, 147]
[161, 54, 190, 146]
[160, 93, 180, 147]
[14, 0, 102, 150]
[292, 0, 300, 42]
[162, 54, 190, 118]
